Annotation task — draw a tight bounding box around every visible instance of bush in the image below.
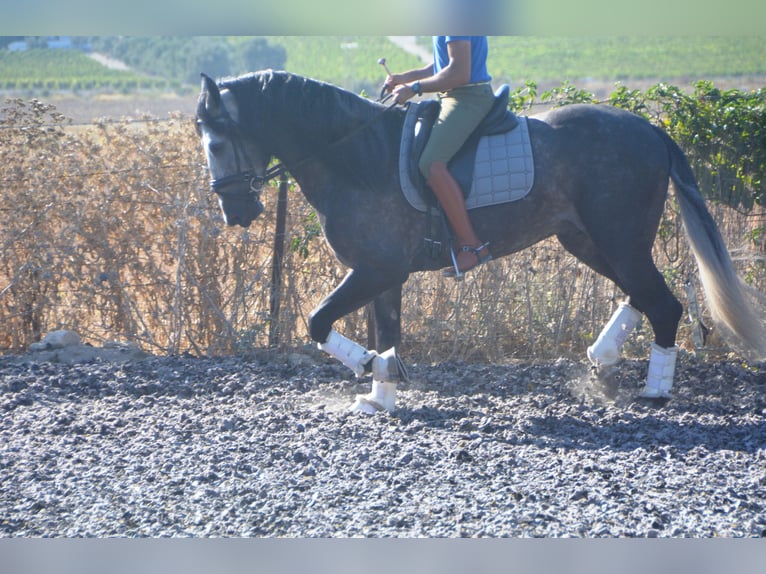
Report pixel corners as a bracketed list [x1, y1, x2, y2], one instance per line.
[0, 84, 764, 360]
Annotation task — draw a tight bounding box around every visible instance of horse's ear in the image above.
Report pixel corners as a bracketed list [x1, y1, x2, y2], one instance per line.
[200, 73, 222, 115]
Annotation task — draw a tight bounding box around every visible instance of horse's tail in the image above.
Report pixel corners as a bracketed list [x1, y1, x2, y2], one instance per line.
[656, 126, 766, 359]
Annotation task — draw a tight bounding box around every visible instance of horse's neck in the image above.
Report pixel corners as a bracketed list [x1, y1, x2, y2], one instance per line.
[275, 93, 380, 159]
[267, 87, 399, 200]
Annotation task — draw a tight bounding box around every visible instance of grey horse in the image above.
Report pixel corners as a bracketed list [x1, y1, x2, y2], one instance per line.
[196, 70, 766, 413]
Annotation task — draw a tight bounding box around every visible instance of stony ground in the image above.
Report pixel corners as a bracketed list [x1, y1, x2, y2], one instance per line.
[1, 348, 765, 538]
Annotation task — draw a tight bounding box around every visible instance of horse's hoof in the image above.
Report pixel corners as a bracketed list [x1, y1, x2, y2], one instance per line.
[638, 386, 672, 400]
[349, 395, 388, 414]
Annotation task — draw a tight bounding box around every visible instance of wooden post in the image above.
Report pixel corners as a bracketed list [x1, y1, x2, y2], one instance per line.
[269, 173, 289, 348]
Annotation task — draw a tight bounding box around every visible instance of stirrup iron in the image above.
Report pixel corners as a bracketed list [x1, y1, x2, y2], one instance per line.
[445, 242, 492, 280]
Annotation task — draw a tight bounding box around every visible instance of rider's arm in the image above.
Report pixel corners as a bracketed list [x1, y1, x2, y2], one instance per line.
[385, 63, 433, 91]
[418, 40, 471, 93]
[390, 40, 472, 103]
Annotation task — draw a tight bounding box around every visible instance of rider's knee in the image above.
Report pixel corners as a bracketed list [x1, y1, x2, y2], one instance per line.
[420, 158, 447, 181]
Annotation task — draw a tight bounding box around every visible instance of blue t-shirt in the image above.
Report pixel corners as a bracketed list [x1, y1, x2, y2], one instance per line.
[432, 36, 491, 84]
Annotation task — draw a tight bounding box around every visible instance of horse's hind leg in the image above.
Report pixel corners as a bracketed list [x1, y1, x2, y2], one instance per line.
[557, 229, 642, 366]
[614, 259, 682, 398]
[558, 228, 682, 398]
[623, 265, 683, 349]
[559, 223, 683, 348]
[557, 228, 625, 291]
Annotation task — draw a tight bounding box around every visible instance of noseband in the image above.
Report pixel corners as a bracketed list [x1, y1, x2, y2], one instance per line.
[210, 162, 284, 200]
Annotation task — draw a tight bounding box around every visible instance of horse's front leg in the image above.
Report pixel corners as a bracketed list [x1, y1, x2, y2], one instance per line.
[309, 267, 408, 413]
[351, 286, 408, 413]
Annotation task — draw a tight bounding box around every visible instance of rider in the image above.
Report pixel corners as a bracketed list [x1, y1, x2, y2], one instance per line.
[386, 36, 494, 278]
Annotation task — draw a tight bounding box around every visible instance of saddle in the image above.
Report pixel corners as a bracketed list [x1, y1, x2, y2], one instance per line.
[399, 85, 535, 213]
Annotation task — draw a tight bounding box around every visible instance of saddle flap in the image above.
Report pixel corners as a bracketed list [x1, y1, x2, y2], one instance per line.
[407, 100, 440, 194]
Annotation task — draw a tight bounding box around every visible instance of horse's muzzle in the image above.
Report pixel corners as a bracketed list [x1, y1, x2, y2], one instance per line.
[221, 198, 264, 228]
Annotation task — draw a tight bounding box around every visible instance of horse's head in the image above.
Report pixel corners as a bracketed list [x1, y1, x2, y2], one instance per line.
[196, 73, 269, 228]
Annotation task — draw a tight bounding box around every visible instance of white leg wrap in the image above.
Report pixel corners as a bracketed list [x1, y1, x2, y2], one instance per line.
[318, 329, 375, 378]
[351, 347, 408, 414]
[351, 380, 398, 414]
[587, 302, 642, 366]
[639, 343, 678, 399]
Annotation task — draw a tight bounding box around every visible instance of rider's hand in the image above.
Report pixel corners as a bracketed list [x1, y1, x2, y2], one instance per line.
[392, 84, 415, 104]
[384, 74, 403, 93]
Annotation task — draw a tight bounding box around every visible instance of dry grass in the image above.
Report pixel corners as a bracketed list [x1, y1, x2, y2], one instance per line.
[1, 98, 764, 361]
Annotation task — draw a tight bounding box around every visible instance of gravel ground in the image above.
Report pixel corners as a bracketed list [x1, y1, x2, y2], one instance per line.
[1, 349, 765, 538]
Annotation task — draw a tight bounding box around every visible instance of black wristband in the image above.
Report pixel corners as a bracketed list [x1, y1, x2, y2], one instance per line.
[411, 81, 422, 96]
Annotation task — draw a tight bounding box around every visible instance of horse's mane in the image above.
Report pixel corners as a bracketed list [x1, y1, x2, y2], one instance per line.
[217, 71, 400, 192]
[220, 70, 386, 139]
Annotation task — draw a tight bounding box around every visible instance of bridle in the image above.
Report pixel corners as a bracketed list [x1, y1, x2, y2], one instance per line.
[201, 107, 284, 204]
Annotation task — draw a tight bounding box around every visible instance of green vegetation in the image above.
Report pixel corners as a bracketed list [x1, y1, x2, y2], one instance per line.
[2, 36, 765, 96]
[486, 36, 766, 84]
[632, 81, 766, 210]
[89, 37, 287, 86]
[264, 36, 424, 93]
[506, 79, 766, 210]
[0, 49, 167, 92]
[264, 36, 766, 90]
